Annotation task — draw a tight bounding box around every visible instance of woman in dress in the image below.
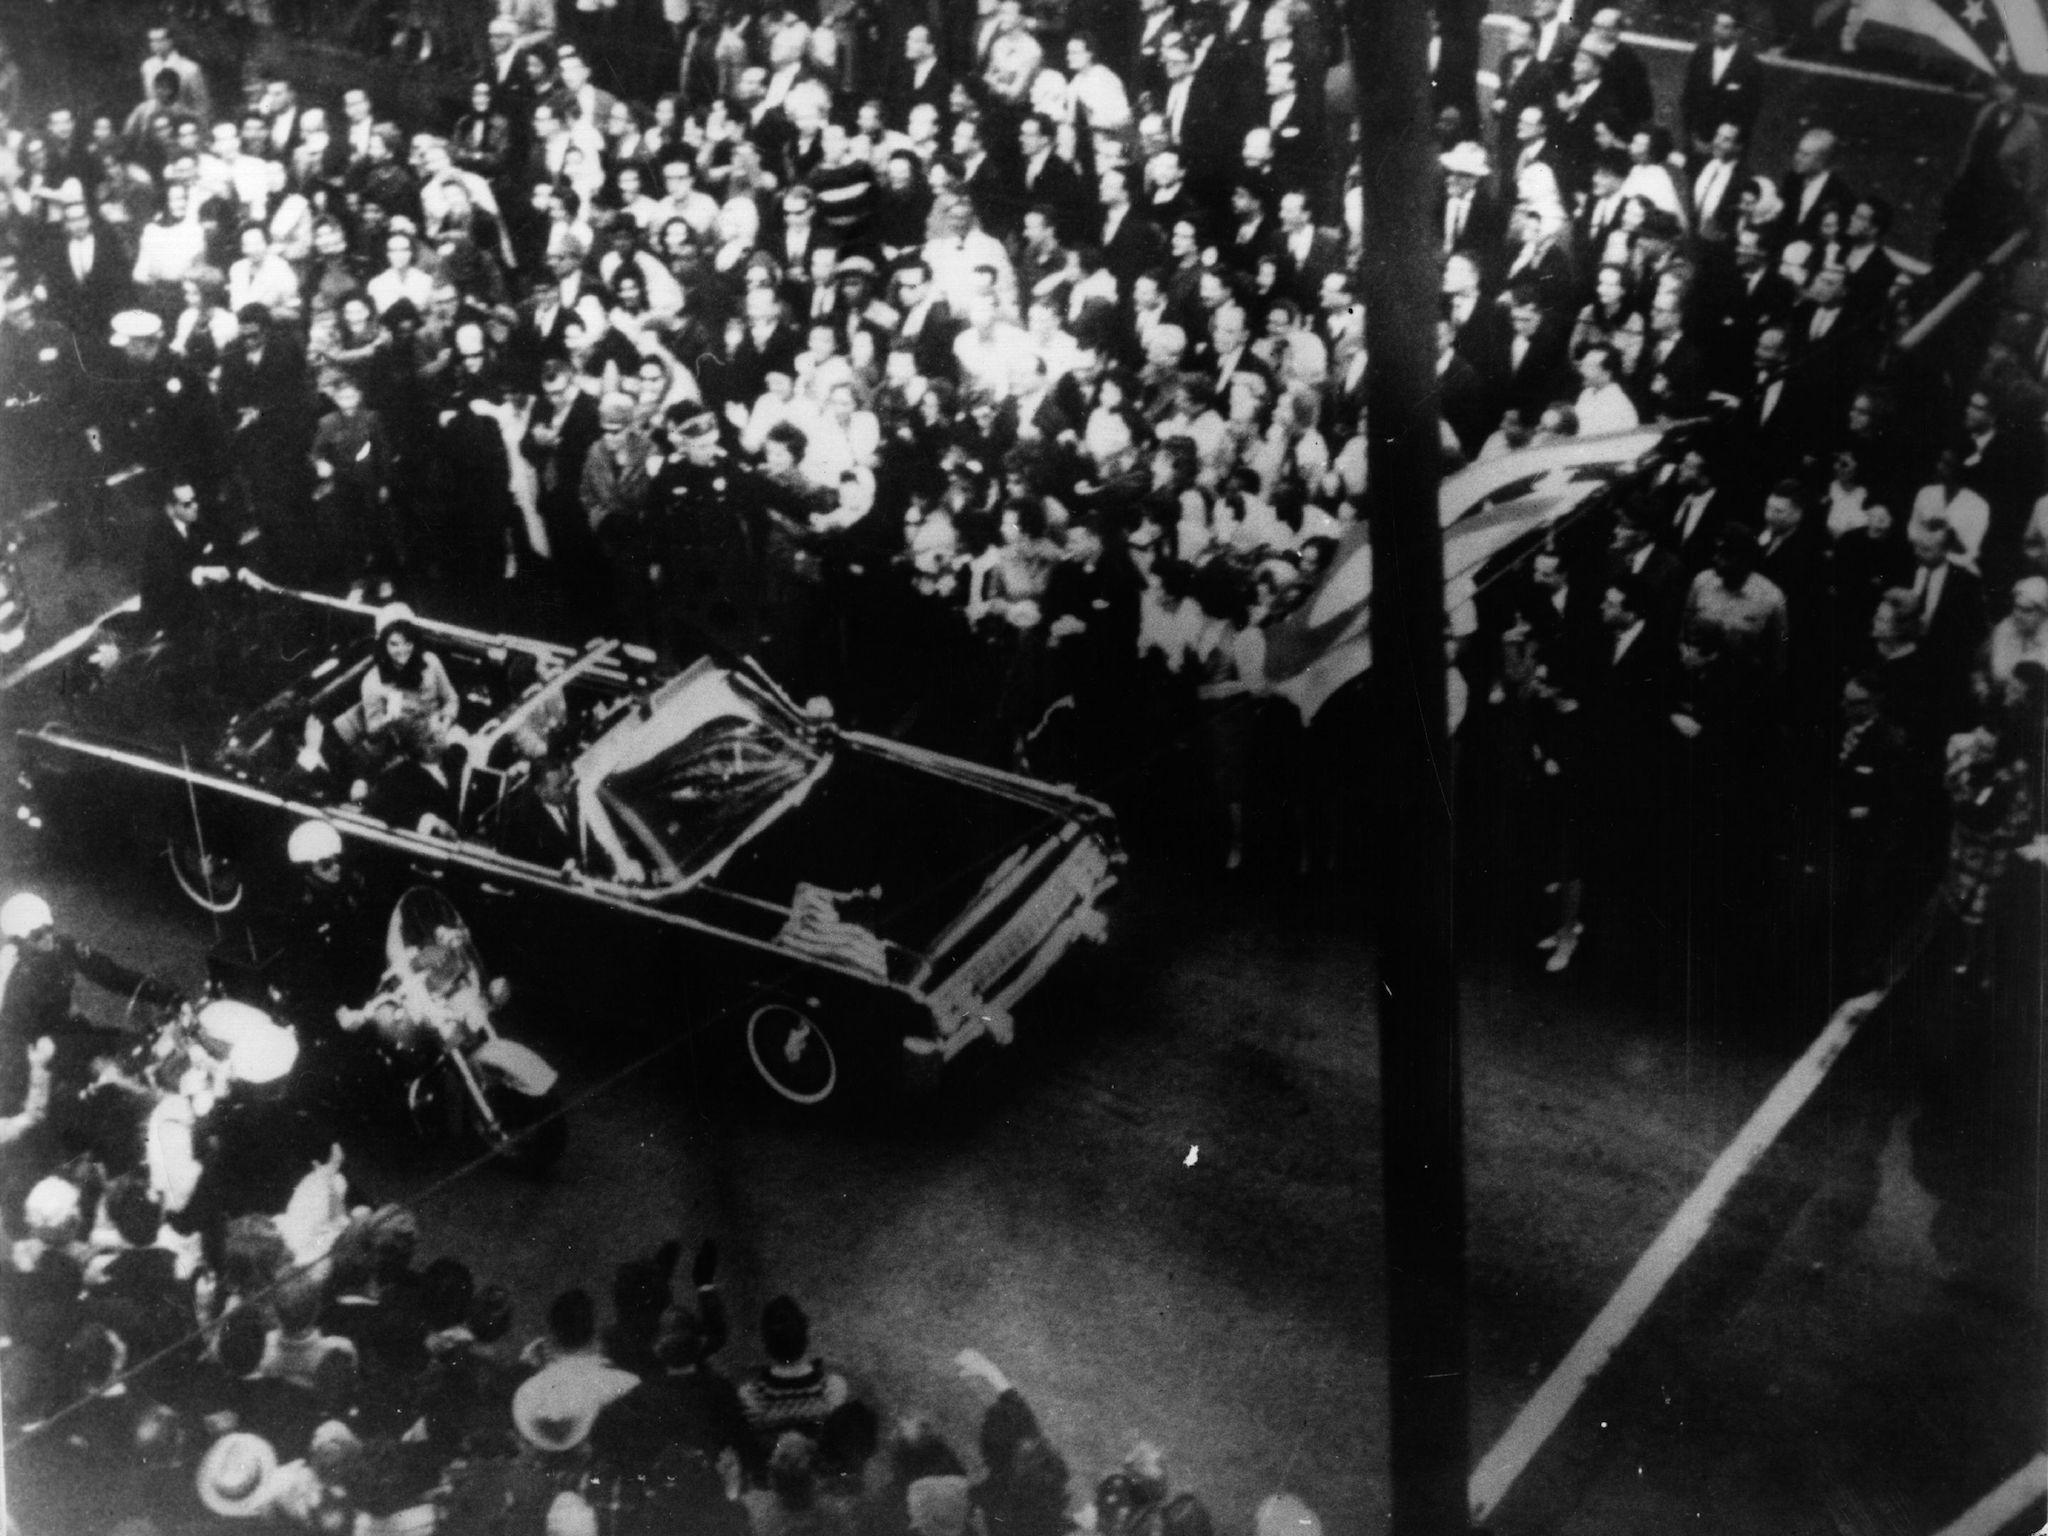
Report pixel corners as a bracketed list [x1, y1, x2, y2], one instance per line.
[360, 607, 460, 744]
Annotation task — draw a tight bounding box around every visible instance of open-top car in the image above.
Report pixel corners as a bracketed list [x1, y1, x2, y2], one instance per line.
[5, 583, 1122, 1106]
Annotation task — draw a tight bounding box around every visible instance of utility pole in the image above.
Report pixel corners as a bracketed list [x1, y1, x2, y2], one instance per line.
[1352, 0, 1473, 1528]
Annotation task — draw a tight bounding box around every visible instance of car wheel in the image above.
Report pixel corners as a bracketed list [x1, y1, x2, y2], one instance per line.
[167, 832, 244, 913]
[745, 997, 843, 1107]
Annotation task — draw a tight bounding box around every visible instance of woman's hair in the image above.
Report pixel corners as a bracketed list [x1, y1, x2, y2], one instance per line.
[374, 618, 427, 688]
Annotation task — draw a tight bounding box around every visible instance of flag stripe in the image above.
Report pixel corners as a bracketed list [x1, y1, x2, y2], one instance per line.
[1849, 0, 1997, 73]
[1990, 0, 2048, 73]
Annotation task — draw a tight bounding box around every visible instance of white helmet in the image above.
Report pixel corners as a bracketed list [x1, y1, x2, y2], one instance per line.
[287, 820, 344, 866]
[196, 1000, 299, 1086]
[0, 892, 53, 939]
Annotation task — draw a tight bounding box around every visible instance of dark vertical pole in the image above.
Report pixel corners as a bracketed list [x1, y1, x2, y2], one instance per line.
[1352, 0, 1472, 1530]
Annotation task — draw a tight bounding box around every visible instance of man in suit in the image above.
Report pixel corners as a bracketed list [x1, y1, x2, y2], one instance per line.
[888, 24, 952, 129]
[522, 359, 604, 623]
[42, 203, 133, 345]
[1529, 0, 1581, 67]
[1838, 196, 1900, 318]
[363, 713, 463, 839]
[1129, 0, 1181, 104]
[497, 755, 581, 868]
[1510, 103, 1569, 200]
[1438, 142, 1508, 275]
[1958, 386, 2048, 583]
[1501, 284, 1572, 423]
[1727, 322, 1817, 490]
[1662, 448, 1732, 574]
[1015, 114, 1087, 242]
[552, 46, 620, 135]
[1262, 56, 1323, 200]
[1583, 10, 1654, 135]
[139, 480, 232, 633]
[1905, 511, 1987, 709]
[1642, 284, 1706, 420]
[1274, 189, 1343, 307]
[892, 261, 964, 381]
[1097, 165, 1170, 296]
[1551, 45, 1629, 197]
[1436, 314, 1493, 460]
[1689, 122, 1748, 240]
[1576, 149, 1633, 268]
[1696, 226, 1793, 391]
[1680, 10, 1764, 155]
[1159, 31, 1242, 201]
[1781, 127, 1853, 243]
[1609, 498, 1686, 631]
[953, 114, 1020, 240]
[1488, 19, 1557, 170]
[1444, 251, 1509, 395]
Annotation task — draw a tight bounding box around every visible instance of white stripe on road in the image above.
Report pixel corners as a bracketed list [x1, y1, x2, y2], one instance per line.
[1482, 12, 1995, 99]
[1468, 990, 1884, 1524]
[1927, 1454, 2048, 1536]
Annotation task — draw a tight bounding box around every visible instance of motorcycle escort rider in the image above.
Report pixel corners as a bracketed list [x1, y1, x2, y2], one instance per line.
[0, 892, 178, 1119]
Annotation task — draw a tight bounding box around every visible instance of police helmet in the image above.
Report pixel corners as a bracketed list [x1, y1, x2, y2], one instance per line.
[0, 892, 53, 939]
[287, 820, 344, 866]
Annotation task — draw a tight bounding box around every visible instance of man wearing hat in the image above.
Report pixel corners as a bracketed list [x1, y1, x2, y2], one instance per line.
[218, 302, 318, 554]
[650, 401, 774, 666]
[1437, 141, 1507, 274]
[101, 310, 223, 493]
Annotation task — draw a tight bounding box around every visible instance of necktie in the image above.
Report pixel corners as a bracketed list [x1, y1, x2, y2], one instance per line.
[1698, 161, 1726, 219]
[1446, 197, 1465, 251]
[72, 241, 89, 282]
[1168, 80, 1190, 141]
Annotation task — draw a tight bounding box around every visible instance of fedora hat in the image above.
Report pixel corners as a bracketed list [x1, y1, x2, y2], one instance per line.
[196, 1432, 279, 1518]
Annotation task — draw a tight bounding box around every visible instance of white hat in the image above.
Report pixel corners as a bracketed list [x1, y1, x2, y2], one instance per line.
[512, 1357, 638, 1452]
[1440, 141, 1490, 179]
[23, 1175, 82, 1234]
[196, 999, 299, 1086]
[1255, 1494, 1323, 1536]
[196, 1432, 280, 1518]
[546, 1491, 600, 1536]
[110, 309, 165, 345]
[0, 891, 52, 938]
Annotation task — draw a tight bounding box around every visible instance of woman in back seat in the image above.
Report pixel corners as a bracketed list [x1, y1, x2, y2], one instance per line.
[361, 604, 460, 744]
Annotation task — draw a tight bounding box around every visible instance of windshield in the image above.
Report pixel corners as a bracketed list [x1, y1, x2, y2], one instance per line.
[597, 713, 822, 880]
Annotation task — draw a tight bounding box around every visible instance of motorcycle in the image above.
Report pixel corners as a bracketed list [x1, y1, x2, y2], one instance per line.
[338, 887, 567, 1174]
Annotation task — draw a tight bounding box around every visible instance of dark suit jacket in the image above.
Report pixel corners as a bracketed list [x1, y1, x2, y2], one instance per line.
[363, 755, 461, 836]
[1265, 93, 1325, 194]
[896, 296, 963, 382]
[886, 59, 952, 128]
[496, 785, 580, 867]
[1779, 168, 1855, 242]
[1502, 315, 1573, 421]
[138, 512, 224, 632]
[40, 223, 134, 339]
[1017, 152, 1089, 243]
[1680, 42, 1764, 144]
[1490, 53, 1558, 161]
[1100, 208, 1170, 294]
[1438, 350, 1493, 459]
[1602, 44, 1656, 133]
[1664, 485, 1732, 574]
[1275, 226, 1346, 307]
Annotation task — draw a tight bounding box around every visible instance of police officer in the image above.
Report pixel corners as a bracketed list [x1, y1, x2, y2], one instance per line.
[0, 282, 87, 515]
[275, 820, 385, 1009]
[0, 892, 176, 1115]
[649, 402, 772, 668]
[101, 309, 224, 497]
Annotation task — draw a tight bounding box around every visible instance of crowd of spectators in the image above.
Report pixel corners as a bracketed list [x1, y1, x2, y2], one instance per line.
[2, 0, 2048, 1525]
[2, 1150, 1304, 1534]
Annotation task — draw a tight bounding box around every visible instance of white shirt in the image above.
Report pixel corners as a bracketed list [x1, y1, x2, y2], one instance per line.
[1575, 380, 1641, 436]
[953, 321, 1039, 399]
[1694, 158, 1734, 222]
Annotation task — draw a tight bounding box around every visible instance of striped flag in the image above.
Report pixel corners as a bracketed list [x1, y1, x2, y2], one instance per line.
[1842, 0, 2048, 77]
[1264, 429, 1671, 724]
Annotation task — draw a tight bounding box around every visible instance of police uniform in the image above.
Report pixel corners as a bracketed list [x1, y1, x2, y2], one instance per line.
[0, 307, 87, 509]
[650, 427, 770, 666]
[99, 314, 224, 492]
[0, 933, 167, 1115]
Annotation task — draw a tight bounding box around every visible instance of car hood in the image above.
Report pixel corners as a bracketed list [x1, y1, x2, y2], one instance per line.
[703, 739, 1069, 952]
